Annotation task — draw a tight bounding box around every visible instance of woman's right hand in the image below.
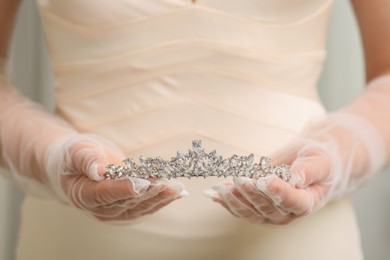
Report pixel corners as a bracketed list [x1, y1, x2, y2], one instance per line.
[49, 134, 188, 223]
[1, 77, 187, 223]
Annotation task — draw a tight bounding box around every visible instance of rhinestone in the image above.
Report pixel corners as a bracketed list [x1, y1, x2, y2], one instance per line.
[104, 140, 290, 182]
[260, 157, 270, 169]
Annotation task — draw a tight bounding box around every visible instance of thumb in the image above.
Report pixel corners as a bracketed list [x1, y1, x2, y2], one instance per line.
[64, 134, 125, 181]
[270, 138, 333, 188]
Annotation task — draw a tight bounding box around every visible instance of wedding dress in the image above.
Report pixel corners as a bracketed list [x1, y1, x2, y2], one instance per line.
[16, 0, 363, 259]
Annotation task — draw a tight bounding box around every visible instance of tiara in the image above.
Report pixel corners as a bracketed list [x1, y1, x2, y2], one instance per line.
[104, 140, 291, 181]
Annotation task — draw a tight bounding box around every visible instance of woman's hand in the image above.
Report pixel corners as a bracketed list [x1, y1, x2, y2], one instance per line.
[205, 137, 350, 225]
[205, 76, 390, 224]
[50, 135, 187, 223]
[0, 79, 187, 224]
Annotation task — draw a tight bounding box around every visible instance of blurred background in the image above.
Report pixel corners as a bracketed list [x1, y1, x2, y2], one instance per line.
[1, 0, 389, 259]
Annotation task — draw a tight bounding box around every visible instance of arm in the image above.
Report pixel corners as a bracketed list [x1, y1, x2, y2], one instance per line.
[0, 0, 186, 223]
[205, 0, 390, 224]
[0, 0, 21, 59]
[341, 0, 390, 156]
[351, 0, 390, 80]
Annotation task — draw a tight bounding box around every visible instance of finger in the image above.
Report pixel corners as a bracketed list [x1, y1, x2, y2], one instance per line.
[211, 197, 240, 217]
[135, 191, 182, 215]
[64, 135, 125, 181]
[88, 203, 131, 218]
[98, 181, 169, 209]
[204, 188, 241, 218]
[234, 177, 290, 219]
[87, 186, 179, 219]
[205, 187, 257, 219]
[141, 198, 176, 216]
[231, 188, 271, 224]
[256, 176, 325, 216]
[263, 214, 296, 225]
[270, 143, 302, 165]
[95, 178, 151, 204]
[96, 191, 182, 222]
[61, 175, 150, 208]
[102, 178, 186, 210]
[290, 154, 331, 188]
[213, 184, 264, 222]
[231, 187, 255, 209]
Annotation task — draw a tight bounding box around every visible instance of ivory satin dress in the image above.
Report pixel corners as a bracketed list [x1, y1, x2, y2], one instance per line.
[16, 0, 363, 259]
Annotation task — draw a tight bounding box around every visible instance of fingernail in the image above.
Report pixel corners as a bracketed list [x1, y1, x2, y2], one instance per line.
[256, 175, 277, 192]
[167, 180, 186, 194]
[130, 178, 151, 196]
[289, 173, 303, 188]
[265, 192, 283, 205]
[180, 190, 190, 197]
[88, 163, 103, 181]
[256, 176, 283, 205]
[211, 184, 232, 195]
[152, 178, 168, 187]
[233, 177, 252, 187]
[203, 189, 219, 199]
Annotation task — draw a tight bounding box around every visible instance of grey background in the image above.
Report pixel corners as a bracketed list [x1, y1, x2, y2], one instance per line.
[0, 1, 389, 259]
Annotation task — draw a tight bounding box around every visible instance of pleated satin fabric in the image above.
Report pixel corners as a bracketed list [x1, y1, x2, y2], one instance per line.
[16, 1, 363, 259]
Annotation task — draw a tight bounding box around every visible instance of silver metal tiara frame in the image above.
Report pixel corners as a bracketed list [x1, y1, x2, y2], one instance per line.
[105, 140, 291, 181]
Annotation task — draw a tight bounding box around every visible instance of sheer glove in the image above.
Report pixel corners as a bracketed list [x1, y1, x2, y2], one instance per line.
[0, 74, 187, 223]
[205, 75, 390, 224]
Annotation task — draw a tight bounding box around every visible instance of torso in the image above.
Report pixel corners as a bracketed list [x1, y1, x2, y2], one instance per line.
[16, 1, 363, 259]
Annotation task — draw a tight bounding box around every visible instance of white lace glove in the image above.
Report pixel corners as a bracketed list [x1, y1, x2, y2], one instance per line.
[205, 75, 390, 225]
[0, 73, 187, 223]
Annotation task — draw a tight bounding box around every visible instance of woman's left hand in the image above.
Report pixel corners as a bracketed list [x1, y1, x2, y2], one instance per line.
[204, 138, 340, 225]
[205, 98, 389, 224]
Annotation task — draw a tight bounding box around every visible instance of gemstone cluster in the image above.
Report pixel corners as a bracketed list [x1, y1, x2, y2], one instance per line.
[105, 140, 291, 181]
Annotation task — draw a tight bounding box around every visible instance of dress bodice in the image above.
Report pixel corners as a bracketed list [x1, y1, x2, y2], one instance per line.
[16, 2, 364, 260]
[35, 0, 333, 156]
[34, 0, 333, 238]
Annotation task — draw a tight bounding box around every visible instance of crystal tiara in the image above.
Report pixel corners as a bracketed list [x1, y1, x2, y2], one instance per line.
[105, 140, 291, 181]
